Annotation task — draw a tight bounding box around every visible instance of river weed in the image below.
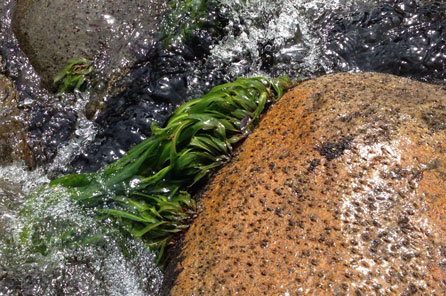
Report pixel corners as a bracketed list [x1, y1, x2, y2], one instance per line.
[53, 58, 93, 93]
[47, 76, 291, 261]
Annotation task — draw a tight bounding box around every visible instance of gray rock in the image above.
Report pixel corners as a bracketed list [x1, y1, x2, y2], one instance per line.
[12, 0, 165, 90]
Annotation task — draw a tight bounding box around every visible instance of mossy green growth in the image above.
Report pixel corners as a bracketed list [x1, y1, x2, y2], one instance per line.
[160, 0, 223, 47]
[44, 76, 291, 260]
[53, 58, 93, 94]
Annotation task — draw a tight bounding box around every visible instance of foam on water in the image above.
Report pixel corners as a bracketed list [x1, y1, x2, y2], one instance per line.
[47, 91, 99, 177]
[0, 164, 49, 196]
[0, 165, 163, 295]
[206, 0, 381, 81]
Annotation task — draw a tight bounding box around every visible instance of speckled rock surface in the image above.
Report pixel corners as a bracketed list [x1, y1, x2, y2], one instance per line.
[168, 73, 446, 295]
[0, 74, 33, 167]
[12, 0, 164, 89]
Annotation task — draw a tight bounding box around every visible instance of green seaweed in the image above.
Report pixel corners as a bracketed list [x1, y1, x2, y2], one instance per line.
[53, 58, 93, 94]
[31, 76, 291, 261]
[17, 185, 111, 258]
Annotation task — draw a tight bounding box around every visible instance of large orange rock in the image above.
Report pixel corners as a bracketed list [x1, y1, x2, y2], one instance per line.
[168, 73, 446, 295]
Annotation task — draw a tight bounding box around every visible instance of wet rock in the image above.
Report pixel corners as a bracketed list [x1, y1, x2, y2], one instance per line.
[12, 0, 164, 89]
[0, 74, 34, 167]
[167, 73, 446, 295]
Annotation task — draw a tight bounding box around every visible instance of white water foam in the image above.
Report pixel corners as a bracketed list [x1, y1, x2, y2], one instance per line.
[47, 91, 99, 176]
[0, 164, 163, 296]
[207, 0, 381, 80]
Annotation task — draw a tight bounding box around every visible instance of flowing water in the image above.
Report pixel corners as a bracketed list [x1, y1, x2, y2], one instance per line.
[1, 0, 446, 295]
[0, 165, 163, 295]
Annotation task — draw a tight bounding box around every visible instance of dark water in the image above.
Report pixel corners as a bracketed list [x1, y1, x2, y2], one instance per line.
[324, 0, 446, 83]
[70, 6, 228, 172]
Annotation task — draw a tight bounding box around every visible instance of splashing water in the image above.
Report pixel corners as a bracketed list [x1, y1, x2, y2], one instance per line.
[205, 0, 383, 80]
[46, 91, 99, 177]
[0, 165, 163, 295]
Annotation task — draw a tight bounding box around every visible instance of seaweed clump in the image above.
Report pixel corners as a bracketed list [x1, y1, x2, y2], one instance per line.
[53, 58, 94, 93]
[26, 76, 291, 261]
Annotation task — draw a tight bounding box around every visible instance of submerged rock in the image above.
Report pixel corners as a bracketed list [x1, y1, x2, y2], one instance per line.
[0, 74, 34, 167]
[12, 0, 164, 89]
[168, 73, 446, 295]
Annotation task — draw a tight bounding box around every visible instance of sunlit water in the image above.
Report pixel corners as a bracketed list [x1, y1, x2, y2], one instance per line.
[0, 165, 163, 295]
[1, 0, 446, 295]
[207, 0, 382, 79]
